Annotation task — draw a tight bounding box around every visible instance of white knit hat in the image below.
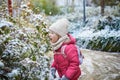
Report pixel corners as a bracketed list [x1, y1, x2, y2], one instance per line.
[49, 18, 69, 37]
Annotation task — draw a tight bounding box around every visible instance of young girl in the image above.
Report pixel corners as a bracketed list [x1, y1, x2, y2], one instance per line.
[48, 18, 81, 80]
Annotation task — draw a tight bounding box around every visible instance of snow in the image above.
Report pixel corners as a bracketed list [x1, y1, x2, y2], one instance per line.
[0, 20, 13, 28]
[7, 69, 20, 77]
[0, 61, 4, 68]
[76, 29, 120, 39]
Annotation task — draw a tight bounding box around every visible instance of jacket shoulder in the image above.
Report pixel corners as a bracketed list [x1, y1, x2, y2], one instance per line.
[64, 44, 77, 54]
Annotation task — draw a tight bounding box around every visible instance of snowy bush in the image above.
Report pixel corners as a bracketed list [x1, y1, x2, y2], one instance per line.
[0, 20, 13, 34]
[0, 13, 50, 80]
[76, 16, 120, 52]
[96, 16, 120, 31]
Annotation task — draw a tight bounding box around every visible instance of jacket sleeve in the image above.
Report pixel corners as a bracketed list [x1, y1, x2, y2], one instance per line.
[51, 60, 56, 68]
[65, 45, 80, 79]
[51, 54, 57, 69]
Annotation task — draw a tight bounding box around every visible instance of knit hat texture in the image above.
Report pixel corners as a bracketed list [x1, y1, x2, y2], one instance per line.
[49, 18, 69, 37]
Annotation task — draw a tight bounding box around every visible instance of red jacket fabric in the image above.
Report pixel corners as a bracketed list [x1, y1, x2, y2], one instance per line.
[51, 34, 81, 80]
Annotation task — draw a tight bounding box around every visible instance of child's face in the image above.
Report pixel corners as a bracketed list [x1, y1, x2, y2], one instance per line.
[48, 31, 60, 43]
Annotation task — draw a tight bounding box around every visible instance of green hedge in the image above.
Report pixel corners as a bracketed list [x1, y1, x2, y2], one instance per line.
[30, 0, 60, 15]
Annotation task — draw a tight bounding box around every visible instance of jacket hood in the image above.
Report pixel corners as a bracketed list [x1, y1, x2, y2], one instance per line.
[64, 34, 76, 45]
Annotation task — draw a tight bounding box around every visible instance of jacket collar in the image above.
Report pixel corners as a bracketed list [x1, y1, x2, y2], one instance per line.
[55, 34, 76, 52]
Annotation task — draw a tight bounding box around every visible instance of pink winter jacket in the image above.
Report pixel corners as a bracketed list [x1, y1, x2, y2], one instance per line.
[51, 34, 81, 80]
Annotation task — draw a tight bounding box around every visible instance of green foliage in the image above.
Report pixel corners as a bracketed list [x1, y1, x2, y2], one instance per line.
[0, 43, 5, 55]
[32, 55, 36, 61]
[87, 36, 120, 52]
[30, 0, 60, 15]
[77, 36, 120, 52]
[0, 26, 10, 34]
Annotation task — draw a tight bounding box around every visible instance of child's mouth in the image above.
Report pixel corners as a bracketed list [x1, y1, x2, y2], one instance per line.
[49, 38, 52, 41]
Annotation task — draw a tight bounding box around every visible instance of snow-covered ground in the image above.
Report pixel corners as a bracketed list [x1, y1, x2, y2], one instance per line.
[79, 49, 120, 80]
